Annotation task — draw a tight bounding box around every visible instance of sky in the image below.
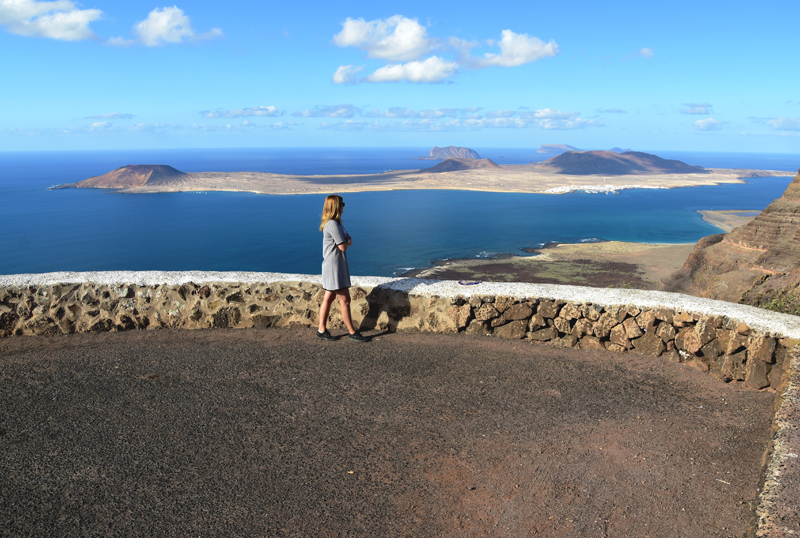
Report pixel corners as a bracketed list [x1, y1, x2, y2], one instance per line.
[1, 0, 799, 152]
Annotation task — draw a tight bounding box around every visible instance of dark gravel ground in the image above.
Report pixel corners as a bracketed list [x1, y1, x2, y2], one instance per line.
[0, 328, 776, 537]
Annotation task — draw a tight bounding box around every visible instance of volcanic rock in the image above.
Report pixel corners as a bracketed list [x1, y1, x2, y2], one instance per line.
[56, 165, 188, 189]
[537, 150, 707, 175]
[663, 168, 800, 312]
[425, 158, 501, 173]
[536, 144, 581, 155]
[415, 146, 481, 160]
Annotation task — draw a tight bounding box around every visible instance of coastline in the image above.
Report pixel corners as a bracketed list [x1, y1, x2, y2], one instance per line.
[698, 209, 761, 232]
[402, 241, 698, 290]
[399, 208, 762, 288]
[57, 165, 793, 196]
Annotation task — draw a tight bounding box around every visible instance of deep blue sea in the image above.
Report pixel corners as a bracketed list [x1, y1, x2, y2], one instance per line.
[0, 148, 797, 277]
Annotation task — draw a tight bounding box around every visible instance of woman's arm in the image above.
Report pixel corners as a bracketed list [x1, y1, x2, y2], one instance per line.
[334, 223, 352, 251]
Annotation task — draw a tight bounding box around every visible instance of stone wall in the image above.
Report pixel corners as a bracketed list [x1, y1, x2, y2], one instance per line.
[1, 278, 795, 391]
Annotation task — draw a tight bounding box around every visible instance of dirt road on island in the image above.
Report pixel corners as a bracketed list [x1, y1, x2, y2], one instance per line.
[1, 328, 775, 537]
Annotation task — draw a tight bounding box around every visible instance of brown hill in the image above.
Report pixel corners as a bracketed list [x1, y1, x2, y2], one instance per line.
[416, 146, 481, 161]
[60, 165, 187, 189]
[538, 150, 707, 175]
[425, 158, 501, 172]
[663, 168, 800, 313]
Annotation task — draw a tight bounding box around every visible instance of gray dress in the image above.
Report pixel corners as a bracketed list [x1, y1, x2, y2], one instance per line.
[322, 219, 352, 291]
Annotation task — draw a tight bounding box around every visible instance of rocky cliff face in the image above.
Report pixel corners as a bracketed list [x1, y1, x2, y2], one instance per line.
[416, 146, 481, 160]
[663, 168, 800, 313]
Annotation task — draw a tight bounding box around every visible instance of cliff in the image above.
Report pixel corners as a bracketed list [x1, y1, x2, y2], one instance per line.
[537, 151, 707, 176]
[56, 165, 188, 189]
[425, 157, 501, 172]
[416, 146, 481, 160]
[663, 168, 800, 313]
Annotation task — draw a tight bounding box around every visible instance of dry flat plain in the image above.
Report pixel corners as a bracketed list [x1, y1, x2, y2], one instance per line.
[114, 165, 788, 196]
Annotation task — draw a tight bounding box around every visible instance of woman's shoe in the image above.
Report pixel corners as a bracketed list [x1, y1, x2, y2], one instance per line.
[348, 331, 368, 343]
[316, 329, 335, 341]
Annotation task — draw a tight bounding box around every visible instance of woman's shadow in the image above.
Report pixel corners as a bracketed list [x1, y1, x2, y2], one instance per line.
[355, 279, 415, 336]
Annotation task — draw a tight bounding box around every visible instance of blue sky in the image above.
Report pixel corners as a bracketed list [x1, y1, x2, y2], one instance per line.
[2, 0, 799, 152]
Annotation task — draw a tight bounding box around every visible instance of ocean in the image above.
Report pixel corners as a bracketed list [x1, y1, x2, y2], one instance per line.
[0, 148, 797, 277]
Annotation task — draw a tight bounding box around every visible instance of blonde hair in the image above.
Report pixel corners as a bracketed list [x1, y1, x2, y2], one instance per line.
[319, 194, 344, 231]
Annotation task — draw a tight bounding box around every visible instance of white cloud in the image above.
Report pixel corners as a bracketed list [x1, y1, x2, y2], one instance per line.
[486, 110, 518, 118]
[531, 108, 576, 120]
[134, 6, 191, 45]
[2, 122, 190, 138]
[332, 65, 363, 84]
[317, 107, 602, 131]
[694, 118, 725, 131]
[292, 104, 362, 118]
[319, 120, 378, 131]
[364, 107, 482, 119]
[448, 36, 477, 61]
[536, 117, 602, 130]
[191, 121, 296, 132]
[65, 121, 184, 135]
[193, 27, 223, 42]
[200, 106, 281, 119]
[86, 112, 135, 119]
[333, 15, 433, 62]
[598, 108, 627, 114]
[365, 107, 418, 118]
[106, 36, 133, 47]
[640, 48, 654, 58]
[331, 17, 558, 83]
[133, 6, 221, 46]
[766, 117, 800, 131]
[0, 0, 102, 40]
[519, 108, 603, 129]
[318, 116, 563, 131]
[681, 102, 712, 115]
[444, 117, 530, 129]
[477, 30, 558, 67]
[365, 56, 458, 83]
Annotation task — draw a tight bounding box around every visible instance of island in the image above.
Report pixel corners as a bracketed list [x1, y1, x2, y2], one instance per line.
[51, 150, 791, 197]
[49, 151, 793, 291]
[414, 146, 481, 160]
[536, 144, 581, 155]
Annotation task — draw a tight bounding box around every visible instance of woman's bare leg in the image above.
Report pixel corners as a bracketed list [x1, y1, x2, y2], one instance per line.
[336, 289, 357, 334]
[318, 290, 337, 332]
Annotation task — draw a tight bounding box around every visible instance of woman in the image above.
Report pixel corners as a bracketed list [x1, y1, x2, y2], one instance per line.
[317, 195, 368, 342]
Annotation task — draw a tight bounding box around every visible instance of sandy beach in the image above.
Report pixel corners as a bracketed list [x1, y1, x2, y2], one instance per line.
[698, 209, 762, 232]
[112, 165, 790, 196]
